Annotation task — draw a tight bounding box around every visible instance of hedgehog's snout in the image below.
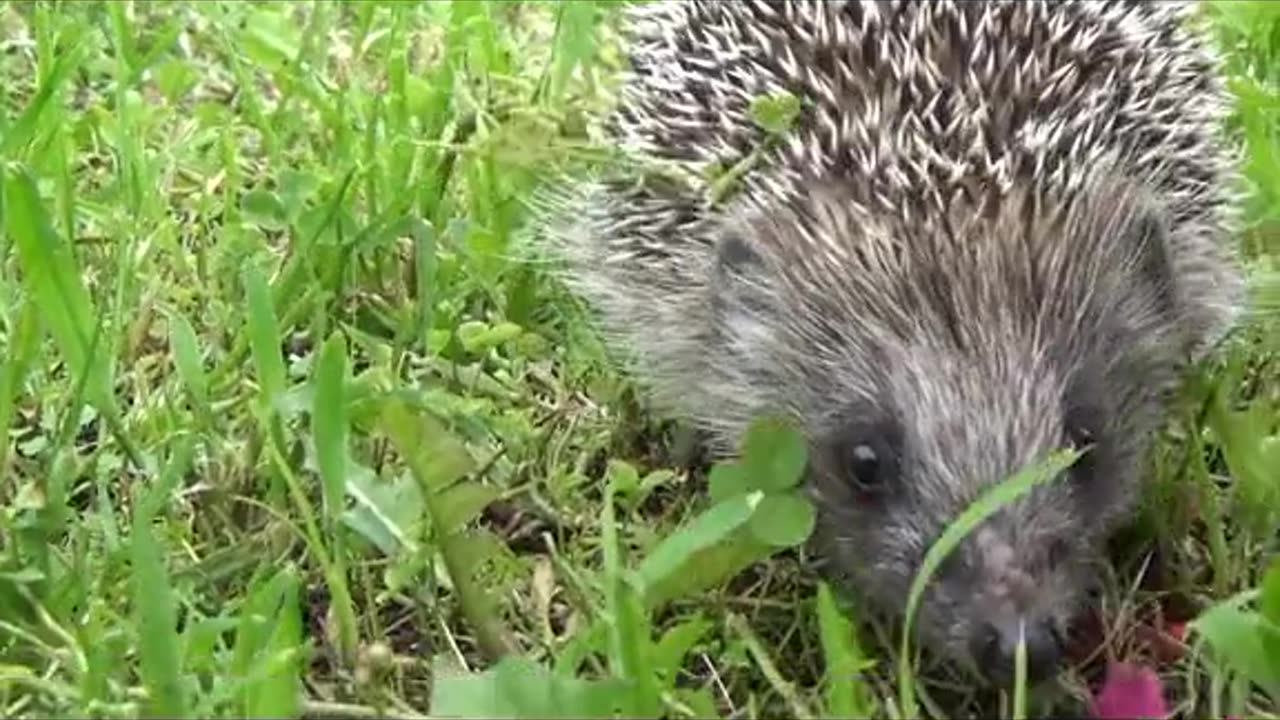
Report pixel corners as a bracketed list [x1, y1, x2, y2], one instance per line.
[969, 615, 1065, 687]
[957, 525, 1071, 686]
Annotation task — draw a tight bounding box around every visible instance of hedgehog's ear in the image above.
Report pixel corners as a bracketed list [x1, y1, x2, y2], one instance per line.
[708, 213, 783, 356]
[714, 231, 765, 281]
[710, 227, 775, 325]
[711, 199, 777, 292]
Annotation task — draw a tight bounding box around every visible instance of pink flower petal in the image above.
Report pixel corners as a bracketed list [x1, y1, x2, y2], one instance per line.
[1090, 661, 1168, 719]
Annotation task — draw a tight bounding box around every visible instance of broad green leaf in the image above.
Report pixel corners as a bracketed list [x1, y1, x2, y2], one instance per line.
[645, 535, 773, 607]
[607, 460, 643, 501]
[378, 396, 475, 493]
[444, 527, 508, 577]
[1192, 600, 1280, 696]
[635, 491, 763, 596]
[241, 189, 288, 231]
[379, 396, 514, 658]
[342, 465, 423, 556]
[739, 417, 808, 492]
[749, 91, 801, 136]
[746, 490, 816, 548]
[277, 170, 320, 221]
[1209, 399, 1278, 537]
[707, 460, 748, 504]
[155, 58, 197, 103]
[611, 576, 660, 717]
[640, 529, 776, 610]
[435, 482, 500, 536]
[233, 569, 291, 681]
[708, 419, 808, 500]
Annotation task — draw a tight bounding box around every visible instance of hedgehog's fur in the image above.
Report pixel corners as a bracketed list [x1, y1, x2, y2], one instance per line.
[535, 0, 1246, 685]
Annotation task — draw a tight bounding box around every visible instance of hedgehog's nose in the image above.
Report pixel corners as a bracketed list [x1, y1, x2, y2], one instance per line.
[970, 618, 1063, 687]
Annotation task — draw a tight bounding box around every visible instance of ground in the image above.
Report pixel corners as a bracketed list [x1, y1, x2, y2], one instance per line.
[0, 2, 1278, 719]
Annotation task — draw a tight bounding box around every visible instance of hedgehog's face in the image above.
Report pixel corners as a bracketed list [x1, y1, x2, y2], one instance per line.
[710, 175, 1211, 684]
[804, 351, 1160, 687]
[800, 260, 1191, 686]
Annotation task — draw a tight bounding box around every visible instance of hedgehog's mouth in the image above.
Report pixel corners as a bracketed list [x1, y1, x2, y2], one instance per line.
[966, 614, 1067, 687]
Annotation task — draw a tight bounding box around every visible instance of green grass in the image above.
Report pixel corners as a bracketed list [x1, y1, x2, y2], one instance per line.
[0, 1, 1277, 718]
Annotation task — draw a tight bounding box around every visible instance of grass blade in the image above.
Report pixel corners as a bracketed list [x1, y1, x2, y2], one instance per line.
[1012, 624, 1028, 720]
[166, 308, 212, 423]
[312, 330, 349, 522]
[0, 300, 41, 479]
[243, 264, 288, 410]
[1, 53, 75, 158]
[130, 509, 188, 718]
[816, 582, 874, 718]
[412, 217, 437, 352]
[3, 165, 109, 409]
[634, 491, 762, 598]
[601, 462, 661, 717]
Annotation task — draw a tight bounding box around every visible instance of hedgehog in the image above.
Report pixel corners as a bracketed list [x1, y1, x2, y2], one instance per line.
[533, 0, 1246, 686]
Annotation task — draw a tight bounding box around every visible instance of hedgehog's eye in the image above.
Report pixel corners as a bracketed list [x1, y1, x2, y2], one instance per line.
[1062, 396, 1101, 479]
[847, 442, 883, 491]
[827, 413, 900, 496]
[1063, 422, 1097, 483]
[1065, 424, 1094, 452]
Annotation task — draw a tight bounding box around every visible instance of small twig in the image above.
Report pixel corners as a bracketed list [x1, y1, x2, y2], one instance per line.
[437, 615, 471, 673]
[700, 652, 735, 716]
